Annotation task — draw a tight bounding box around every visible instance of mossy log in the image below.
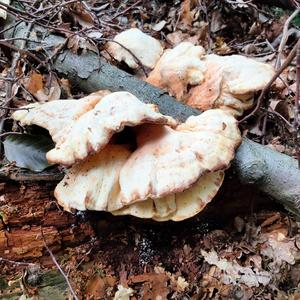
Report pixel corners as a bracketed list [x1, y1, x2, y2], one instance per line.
[3, 21, 300, 219]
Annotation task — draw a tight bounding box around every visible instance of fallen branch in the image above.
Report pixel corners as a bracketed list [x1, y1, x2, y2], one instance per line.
[3, 21, 300, 218]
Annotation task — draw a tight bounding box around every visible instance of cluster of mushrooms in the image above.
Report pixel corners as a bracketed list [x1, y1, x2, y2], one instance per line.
[12, 29, 275, 221]
[107, 28, 274, 116]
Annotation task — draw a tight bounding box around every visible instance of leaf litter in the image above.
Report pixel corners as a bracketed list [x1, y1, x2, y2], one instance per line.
[1, 0, 300, 299]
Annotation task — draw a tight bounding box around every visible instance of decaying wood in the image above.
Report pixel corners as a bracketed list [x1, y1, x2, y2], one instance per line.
[0, 181, 94, 260]
[3, 21, 300, 218]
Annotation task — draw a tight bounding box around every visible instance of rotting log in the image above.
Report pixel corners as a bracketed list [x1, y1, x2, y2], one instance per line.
[3, 21, 300, 218]
[0, 181, 94, 261]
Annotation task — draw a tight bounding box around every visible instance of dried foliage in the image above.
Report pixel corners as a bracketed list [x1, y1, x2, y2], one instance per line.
[1, 0, 300, 299]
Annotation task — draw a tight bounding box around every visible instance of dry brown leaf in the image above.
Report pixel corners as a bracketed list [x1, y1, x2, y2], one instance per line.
[70, 2, 95, 29]
[180, 0, 195, 27]
[129, 273, 169, 299]
[259, 230, 299, 269]
[86, 275, 116, 299]
[23, 71, 61, 102]
[113, 285, 134, 300]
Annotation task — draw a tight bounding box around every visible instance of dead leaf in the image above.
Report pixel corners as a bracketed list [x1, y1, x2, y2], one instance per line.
[259, 230, 298, 268]
[70, 2, 95, 29]
[113, 285, 134, 300]
[180, 0, 195, 27]
[59, 78, 72, 98]
[129, 273, 169, 299]
[67, 35, 98, 54]
[23, 71, 61, 102]
[201, 250, 271, 287]
[86, 275, 116, 299]
[26, 71, 43, 95]
[210, 10, 226, 33]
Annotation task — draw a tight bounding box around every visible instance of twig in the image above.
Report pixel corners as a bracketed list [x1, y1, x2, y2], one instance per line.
[239, 39, 300, 123]
[0, 132, 24, 138]
[0, 1, 33, 17]
[0, 106, 32, 111]
[294, 42, 300, 168]
[275, 9, 299, 70]
[0, 257, 35, 266]
[42, 234, 79, 300]
[261, 108, 293, 128]
[111, 0, 142, 20]
[0, 40, 44, 65]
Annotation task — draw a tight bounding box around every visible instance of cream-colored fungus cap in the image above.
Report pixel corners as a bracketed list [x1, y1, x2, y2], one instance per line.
[119, 109, 241, 205]
[106, 28, 163, 69]
[147, 42, 206, 99]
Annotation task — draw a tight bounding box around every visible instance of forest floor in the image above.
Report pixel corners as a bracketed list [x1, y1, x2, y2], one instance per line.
[1, 0, 300, 299]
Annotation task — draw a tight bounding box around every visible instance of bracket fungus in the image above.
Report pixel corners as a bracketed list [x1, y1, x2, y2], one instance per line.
[113, 171, 224, 221]
[147, 43, 274, 116]
[146, 42, 207, 99]
[14, 91, 174, 166]
[106, 28, 163, 69]
[186, 54, 275, 116]
[53, 109, 239, 221]
[13, 91, 241, 221]
[119, 109, 241, 205]
[13, 90, 110, 144]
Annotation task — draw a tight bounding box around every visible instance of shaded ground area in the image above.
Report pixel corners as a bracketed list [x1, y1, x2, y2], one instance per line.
[1, 178, 300, 299]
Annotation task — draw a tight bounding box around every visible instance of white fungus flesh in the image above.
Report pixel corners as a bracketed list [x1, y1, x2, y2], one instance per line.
[106, 28, 163, 69]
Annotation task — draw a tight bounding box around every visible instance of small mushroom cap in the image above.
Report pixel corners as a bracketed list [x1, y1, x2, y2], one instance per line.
[46, 91, 176, 166]
[54, 144, 131, 212]
[187, 54, 274, 116]
[119, 109, 241, 205]
[146, 42, 206, 99]
[106, 28, 163, 69]
[12, 90, 110, 143]
[113, 170, 224, 221]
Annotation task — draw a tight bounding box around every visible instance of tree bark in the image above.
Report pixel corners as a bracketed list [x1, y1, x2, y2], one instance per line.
[3, 21, 300, 218]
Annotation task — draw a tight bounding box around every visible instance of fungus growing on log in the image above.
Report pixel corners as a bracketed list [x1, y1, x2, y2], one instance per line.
[12, 92, 241, 221]
[119, 109, 241, 204]
[54, 144, 131, 212]
[14, 91, 174, 166]
[54, 109, 239, 221]
[13, 90, 110, 143]
[106, 28, 163, 69]
[187, 54, 275, 116]
[113, 171, 224, 221]
[147, 43, 274, 116]
[146, 42, 206, 99]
